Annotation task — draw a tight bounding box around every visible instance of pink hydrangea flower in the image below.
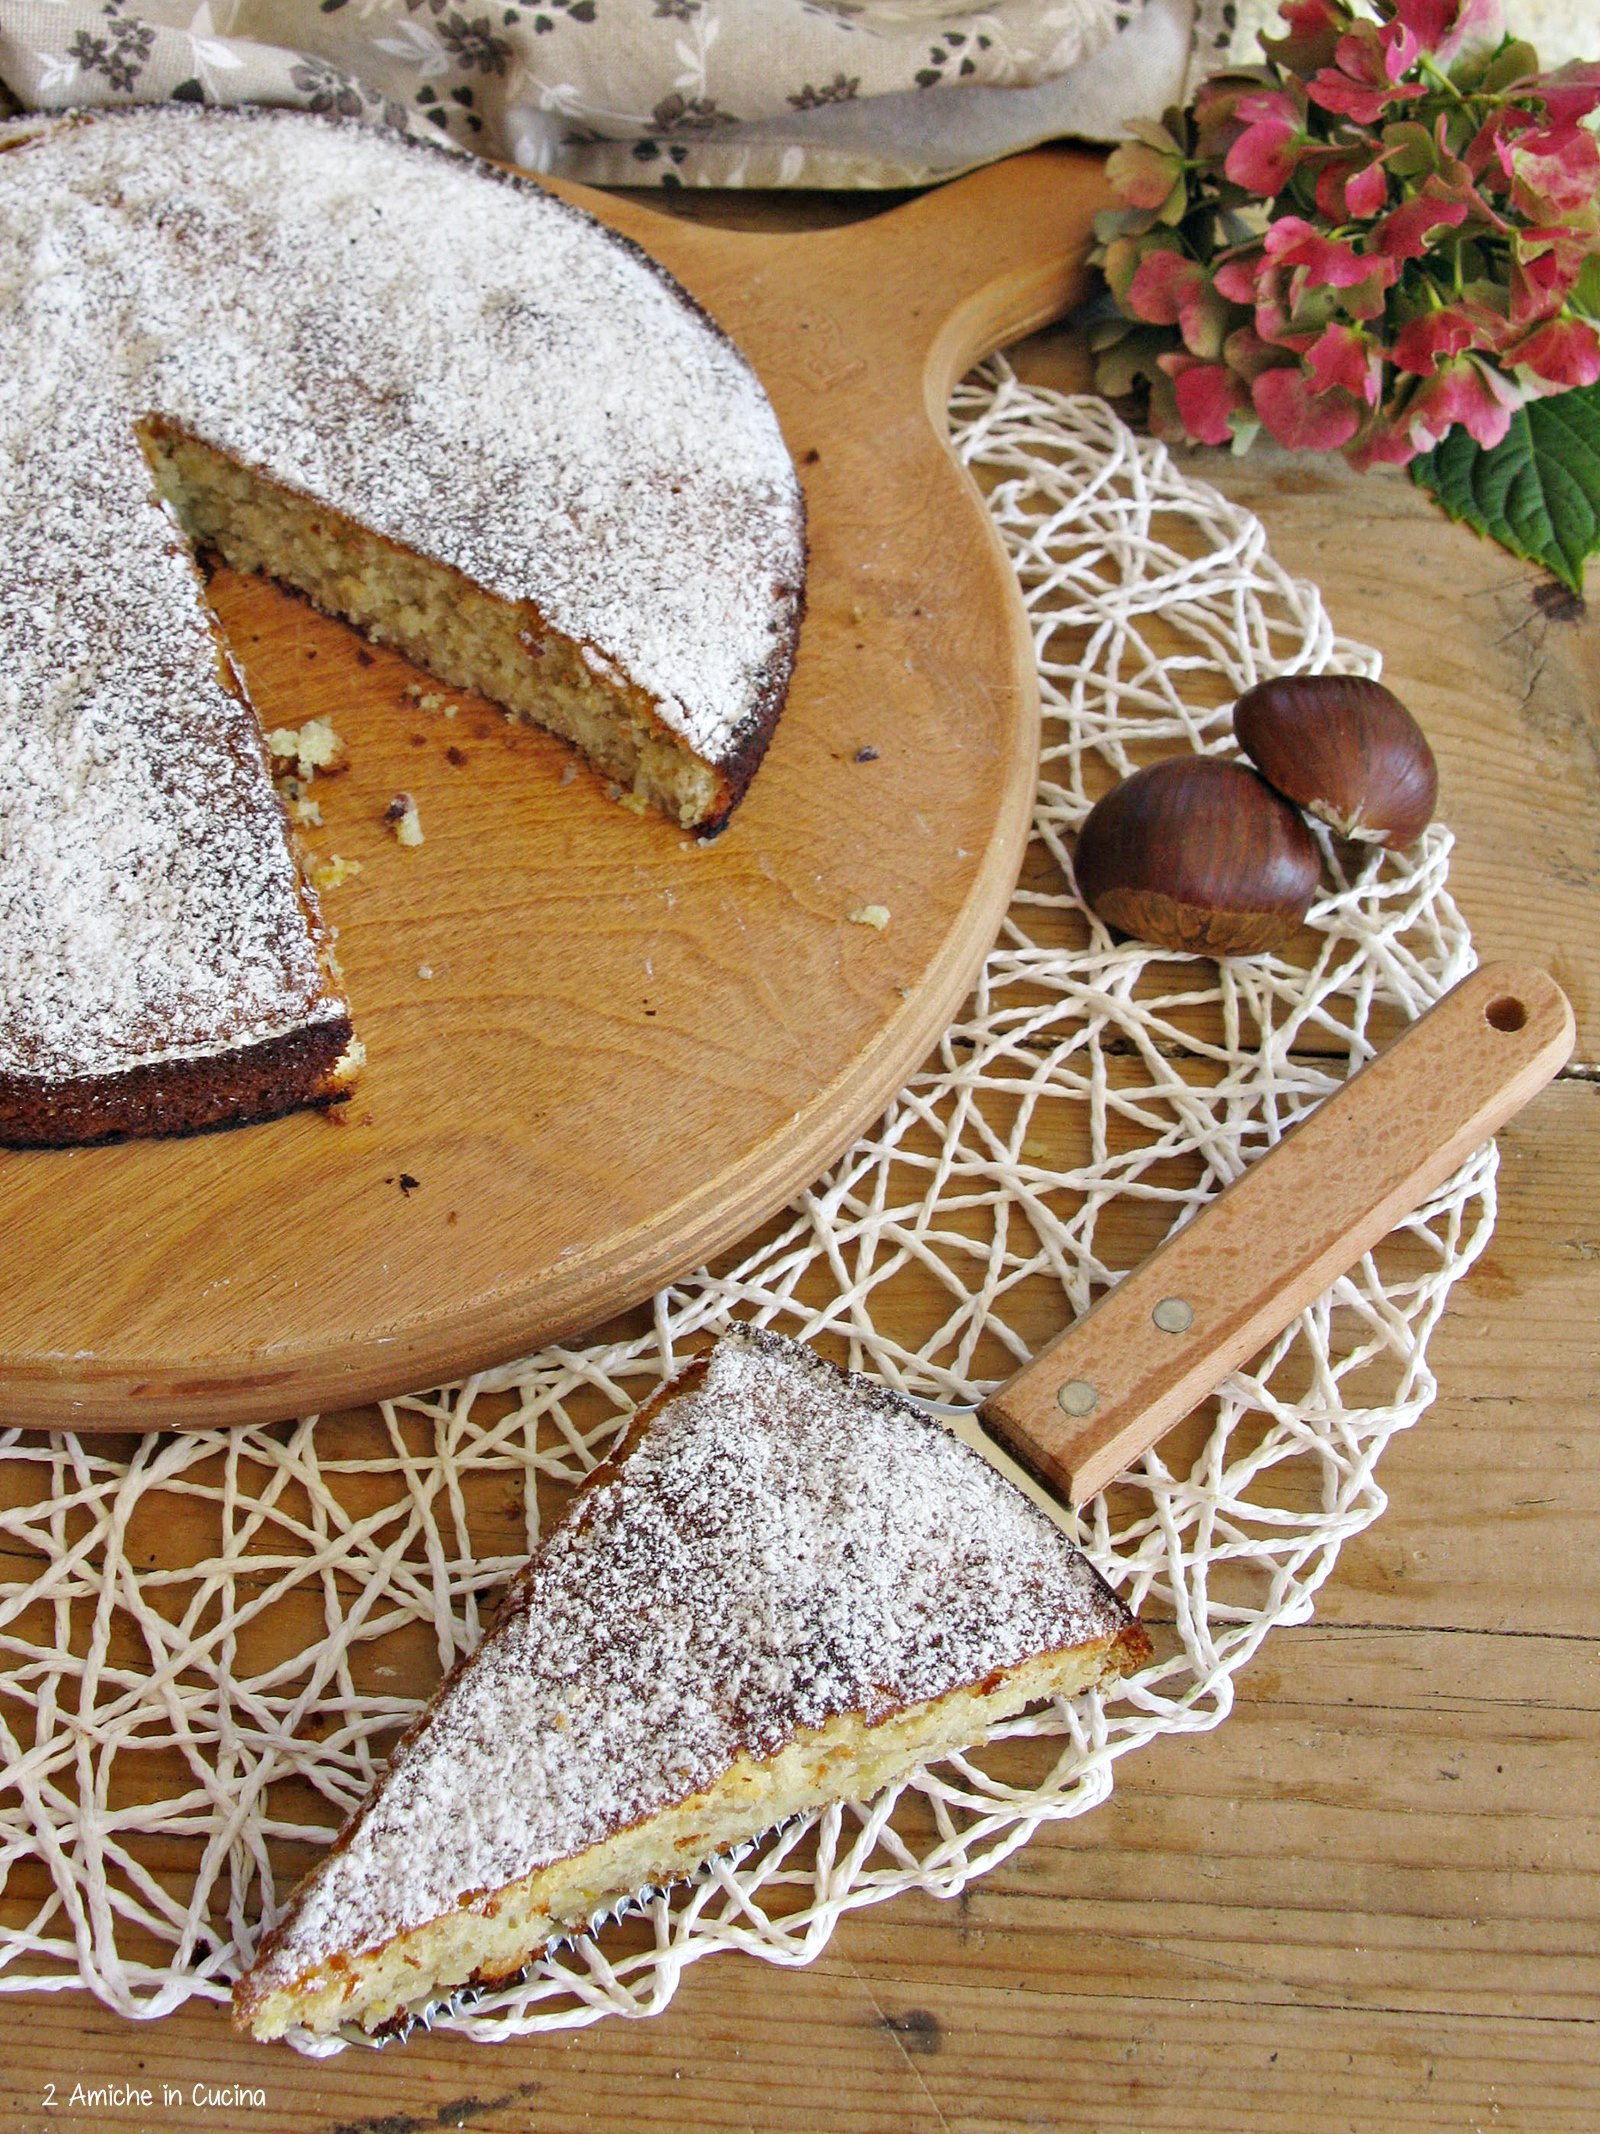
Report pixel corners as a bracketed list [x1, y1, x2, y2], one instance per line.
[1393, 0, 1503, 66]
[1126, 250, 1231, 358]
[1514, 222, 1592, 304]
[1224, 90, 1306, 196]
[1332, 261, 1404, 322]
[1405, 356, 1523, 449]
[1263, 0, 1346, 74]
[1346, 416, 1423, 469]
[1308, 25, 1427, 122]
[1247, 260, 1324, 353]
[1263, 215, 1384, 289]
[1222, 323, 1283, 380]
[1372, 193, 1471, 262]
[1091, 0, 1600, 477]
[1160, 354, 1253, 444]
[1314, 150, 1392, 221]
[1509, 126, 1600, 225]
[1306, 322, 1384, 404]
[1105, 137, 1185, 214]
[1506, 314, 1600, 391]
[1528, 60, 1600, 131]
[1212, 253, 1265, 306]
[1509, 246, 1579, 328]
[1392, 306, 1480, 375]
[1253, 366, 1364, 449]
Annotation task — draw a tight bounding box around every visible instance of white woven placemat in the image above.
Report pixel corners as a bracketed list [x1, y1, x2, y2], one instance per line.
[0, 363, 1486, 2052]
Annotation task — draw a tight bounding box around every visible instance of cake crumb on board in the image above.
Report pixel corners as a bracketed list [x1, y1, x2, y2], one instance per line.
[267, 718, 347, 782]
[384, 793, 424, 847]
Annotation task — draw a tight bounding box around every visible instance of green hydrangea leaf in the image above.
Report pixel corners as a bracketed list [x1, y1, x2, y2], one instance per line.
[1411, 386, 1600, 595]
[1476, 38, 1540, 93]
[1570, 255, 1600, 323]
[1091, 324, 1174, 398]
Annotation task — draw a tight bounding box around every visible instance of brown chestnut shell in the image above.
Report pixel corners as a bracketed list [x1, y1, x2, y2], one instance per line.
[1075, 756, 1319, 957]
[1233, 674, 1437, 848]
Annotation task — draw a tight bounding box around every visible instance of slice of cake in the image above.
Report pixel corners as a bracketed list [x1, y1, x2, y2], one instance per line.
[233, 1324, 1149, 2043]
[0, 108, 804, 1144]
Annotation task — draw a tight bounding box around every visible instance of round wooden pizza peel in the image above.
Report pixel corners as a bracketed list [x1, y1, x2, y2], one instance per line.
[0, 147, 1110, 1430]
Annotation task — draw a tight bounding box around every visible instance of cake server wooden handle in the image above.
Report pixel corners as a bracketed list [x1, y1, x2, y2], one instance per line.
[977, 962, 1573, 1507]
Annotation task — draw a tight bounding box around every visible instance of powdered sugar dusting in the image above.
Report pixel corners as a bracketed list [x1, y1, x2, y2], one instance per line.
[0, 295, 343, 1076]
[252, 1325, 1131, 1983]
[0, 107, 802, 1081]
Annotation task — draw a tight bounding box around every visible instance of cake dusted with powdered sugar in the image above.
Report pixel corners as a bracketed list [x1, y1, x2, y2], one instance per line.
[0, 106, 804, 1146]
[234, 1324, 1148, 2043]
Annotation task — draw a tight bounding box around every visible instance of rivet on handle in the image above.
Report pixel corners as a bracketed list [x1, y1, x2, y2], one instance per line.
[1152, 1296, 1194, 1334]
[1056, 1379, 1098, 1417]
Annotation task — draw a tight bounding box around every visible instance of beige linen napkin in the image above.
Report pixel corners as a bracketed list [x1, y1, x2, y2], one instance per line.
[0, 0, 1200, 185]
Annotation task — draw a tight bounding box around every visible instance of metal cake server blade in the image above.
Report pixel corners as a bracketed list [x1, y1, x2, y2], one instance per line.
[918, 1396, 1086, 1537]
[907, 963, 1571, 1524]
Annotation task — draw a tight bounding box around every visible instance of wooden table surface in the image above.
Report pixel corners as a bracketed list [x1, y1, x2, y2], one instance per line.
[3, 182, 1598, 2134]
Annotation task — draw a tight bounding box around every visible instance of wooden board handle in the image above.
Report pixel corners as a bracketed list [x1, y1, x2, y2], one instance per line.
[567, 147, 1112, 394]
[793, 146, 1114, 402]
[977, 962, 1574, 1506]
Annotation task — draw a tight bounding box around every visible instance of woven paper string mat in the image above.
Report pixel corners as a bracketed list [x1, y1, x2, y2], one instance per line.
[0, 363, 1486, 2053]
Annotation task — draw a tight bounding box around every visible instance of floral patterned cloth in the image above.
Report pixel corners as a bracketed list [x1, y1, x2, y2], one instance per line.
[0, 1, 1583, 188]
[0, 0, 1207, 186]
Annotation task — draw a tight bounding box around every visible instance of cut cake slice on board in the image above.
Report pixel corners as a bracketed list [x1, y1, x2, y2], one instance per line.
[0, 107, 803, 1145]
[234, 1324, 1150, 2043]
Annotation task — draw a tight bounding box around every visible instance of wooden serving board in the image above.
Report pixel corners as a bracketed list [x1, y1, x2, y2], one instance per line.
[0, 149, 1109, 1431]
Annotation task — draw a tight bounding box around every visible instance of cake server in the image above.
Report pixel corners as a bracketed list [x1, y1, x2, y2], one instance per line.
[913, 961, 1572, 1521]
[323, 960, 1571, 2050]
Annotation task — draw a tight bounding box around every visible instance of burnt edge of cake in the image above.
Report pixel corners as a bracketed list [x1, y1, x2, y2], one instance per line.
[692, 562, 807, 839]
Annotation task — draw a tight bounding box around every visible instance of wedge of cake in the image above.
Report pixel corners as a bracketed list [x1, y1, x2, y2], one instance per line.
[233, 1324, 1149, 2043]
[0, 108, 803, 1144]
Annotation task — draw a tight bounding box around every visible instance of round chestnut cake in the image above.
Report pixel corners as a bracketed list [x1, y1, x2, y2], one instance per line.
[0, 107, 805, 1146]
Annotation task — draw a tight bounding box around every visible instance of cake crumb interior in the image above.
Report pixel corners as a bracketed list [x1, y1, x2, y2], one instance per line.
[139, 421, 724, 830]
[238, 1641, 1120, 2042]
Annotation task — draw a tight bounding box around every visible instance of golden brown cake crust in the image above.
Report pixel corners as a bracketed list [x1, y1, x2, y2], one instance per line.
[0, 1015, 354, 1148]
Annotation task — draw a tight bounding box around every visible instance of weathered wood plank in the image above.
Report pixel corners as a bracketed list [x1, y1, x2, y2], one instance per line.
[1326, 1084, 1600, 1638]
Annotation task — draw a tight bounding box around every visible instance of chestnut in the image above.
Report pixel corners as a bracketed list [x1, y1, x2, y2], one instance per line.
[1233, 674, 1437, 847]
[1075, 756, 1319, 956]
